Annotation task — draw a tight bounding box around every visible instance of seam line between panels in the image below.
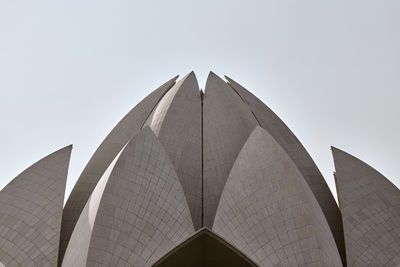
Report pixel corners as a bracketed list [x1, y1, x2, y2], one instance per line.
[226, 82, 262, 126]
[200, 89, 204, 228]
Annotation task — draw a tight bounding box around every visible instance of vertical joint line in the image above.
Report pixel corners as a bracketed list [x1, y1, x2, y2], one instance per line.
[200, 89, 204, 228]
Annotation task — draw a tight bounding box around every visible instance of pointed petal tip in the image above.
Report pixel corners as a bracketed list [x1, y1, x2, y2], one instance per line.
[208, 71, 217, 77]
[224, 75, 233, 83]
[54, 144, 73, 155]
[186, 71, 197, 80]
[331, 146, 347, 156]
[174, 71, 199, 91]
[330, 146, 341, 158]
[206, 71, 224, 82]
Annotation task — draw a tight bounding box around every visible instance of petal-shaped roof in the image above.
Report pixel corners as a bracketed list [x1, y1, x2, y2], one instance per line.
[0, 145, 71, 266]
[332, 147, 400, 266]
[86, 127, 194, 266]
[144, 72, 202, 229]
[58, 76, 178, 265]
[202, 72, 258, 228]
[213, 126, 342, 266]
[225, 76, 346, 265]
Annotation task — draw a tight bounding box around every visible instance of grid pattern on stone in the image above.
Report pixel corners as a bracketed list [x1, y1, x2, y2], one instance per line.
[144, 72, 202, 230]
[86, 127, 194, 266]
[225, 76, 346, 265]
[58, 76, 178, 265]
[333, 147, 400, 266]
[203, 72, 258, 228]
[213, 127, 342, 266]
[0, 146, 71, 267]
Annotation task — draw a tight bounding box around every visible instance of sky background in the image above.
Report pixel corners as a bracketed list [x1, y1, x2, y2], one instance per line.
[0, 0, 399, 203]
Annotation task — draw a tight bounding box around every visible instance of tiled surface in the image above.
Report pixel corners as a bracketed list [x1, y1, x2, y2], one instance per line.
[0, 146, 71, 267]
[213, 127, 342, 266]
[144, 72, 202, 230]
[203, 72, 258, 228]
[333, 147, 400, 266]
[225, 76, 346, 265]
[58, 76, 178, 265]
[86, 127, 194, 266]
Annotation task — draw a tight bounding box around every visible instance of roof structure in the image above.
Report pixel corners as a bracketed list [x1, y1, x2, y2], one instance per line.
[1, 71, 399, 266]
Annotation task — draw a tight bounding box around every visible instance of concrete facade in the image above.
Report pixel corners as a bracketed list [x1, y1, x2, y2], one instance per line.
[213, 127, 342, 266]
[332, 147, 400, 266]
[0, 145, 71, 267]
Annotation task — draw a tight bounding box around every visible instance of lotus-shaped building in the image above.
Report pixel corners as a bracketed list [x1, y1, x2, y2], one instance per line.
[1, 72, 400, 266]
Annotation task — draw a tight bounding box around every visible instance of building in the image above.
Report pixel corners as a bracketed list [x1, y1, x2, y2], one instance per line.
[0, 72, 399, 266]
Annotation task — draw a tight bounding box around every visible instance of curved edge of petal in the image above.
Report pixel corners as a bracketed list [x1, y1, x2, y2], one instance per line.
[144, 72, 203, 230]
[225, 75, 346, 265]
[58, 75, 178, 266]
[202, 72, 258, 228]
[214, 126, 342, 266]
[86, 126, 194, 266]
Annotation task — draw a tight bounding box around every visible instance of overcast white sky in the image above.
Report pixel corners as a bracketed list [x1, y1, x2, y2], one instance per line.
[0, 0, 399, 202]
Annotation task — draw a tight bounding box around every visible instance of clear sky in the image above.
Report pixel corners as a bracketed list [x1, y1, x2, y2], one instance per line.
[1, 0, 399, 203]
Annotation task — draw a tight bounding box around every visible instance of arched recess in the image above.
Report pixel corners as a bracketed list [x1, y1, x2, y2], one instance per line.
[152, 228, 257, 267]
